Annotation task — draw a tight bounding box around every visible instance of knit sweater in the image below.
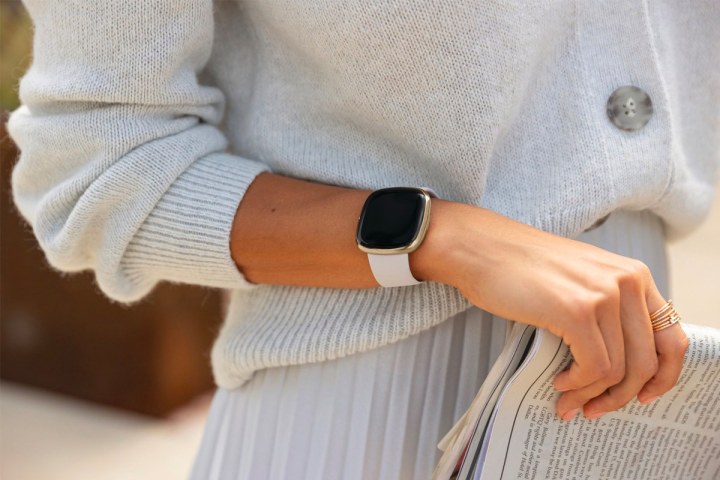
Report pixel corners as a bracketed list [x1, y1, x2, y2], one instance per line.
[7, 0, 719, 389]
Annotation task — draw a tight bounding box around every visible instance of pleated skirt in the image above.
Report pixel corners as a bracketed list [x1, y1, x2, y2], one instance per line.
[188, 209, 669, 480]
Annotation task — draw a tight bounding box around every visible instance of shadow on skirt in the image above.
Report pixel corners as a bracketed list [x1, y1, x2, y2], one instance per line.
[188, 209, 669, 480]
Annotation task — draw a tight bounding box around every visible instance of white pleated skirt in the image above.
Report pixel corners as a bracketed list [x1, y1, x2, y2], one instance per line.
[189, 209, 669, 480]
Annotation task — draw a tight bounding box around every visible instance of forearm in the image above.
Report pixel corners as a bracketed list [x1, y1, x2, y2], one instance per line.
[229, 172, 460, 288]
[229, 171, 370, 287]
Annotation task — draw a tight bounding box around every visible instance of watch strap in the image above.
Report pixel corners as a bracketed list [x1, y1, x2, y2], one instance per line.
[368, 253, 421, 287]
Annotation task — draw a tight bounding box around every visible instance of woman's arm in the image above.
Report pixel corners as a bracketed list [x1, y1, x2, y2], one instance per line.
[7, 0, 272, 304]
[231, 171, 689, 421]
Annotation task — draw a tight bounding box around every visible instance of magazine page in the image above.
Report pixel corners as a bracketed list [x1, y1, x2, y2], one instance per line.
[455, 327, 539, 479]
[476, 323, 720, 480]
[432, 323, 537, 480]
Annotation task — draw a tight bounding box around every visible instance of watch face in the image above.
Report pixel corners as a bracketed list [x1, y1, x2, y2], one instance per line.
[357, 188, 428, 250]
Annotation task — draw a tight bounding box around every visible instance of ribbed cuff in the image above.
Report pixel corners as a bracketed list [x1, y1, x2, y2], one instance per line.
[122, 152, 271, 292]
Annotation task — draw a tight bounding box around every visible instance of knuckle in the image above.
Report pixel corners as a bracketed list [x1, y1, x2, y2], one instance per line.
[627, 259, 651, 278]
[590, 359, 612, 380]
[616, 259, 648, 287]
[608, 363, 626, 385]
[639, 356, 660, 381]
[566, 290, 615, 319]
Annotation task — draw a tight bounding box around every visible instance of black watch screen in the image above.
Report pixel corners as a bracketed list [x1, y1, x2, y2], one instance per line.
[356, 187, 427, 249]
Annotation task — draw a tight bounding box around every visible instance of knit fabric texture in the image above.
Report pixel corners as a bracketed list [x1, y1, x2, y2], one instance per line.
[7, 0, 720, 388]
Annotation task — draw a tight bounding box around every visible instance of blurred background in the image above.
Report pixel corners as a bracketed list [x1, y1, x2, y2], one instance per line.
[1, 2, 719, 479]
[2, 4, 225, 478]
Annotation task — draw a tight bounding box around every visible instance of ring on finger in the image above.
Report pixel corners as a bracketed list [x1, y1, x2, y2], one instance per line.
[649, 299, 681, 332]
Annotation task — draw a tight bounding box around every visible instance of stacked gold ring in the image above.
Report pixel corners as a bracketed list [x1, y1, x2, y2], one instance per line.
[649, 299, 681, 332]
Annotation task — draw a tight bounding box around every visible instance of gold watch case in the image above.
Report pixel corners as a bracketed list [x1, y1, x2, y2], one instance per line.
[356, 187, 434, 255]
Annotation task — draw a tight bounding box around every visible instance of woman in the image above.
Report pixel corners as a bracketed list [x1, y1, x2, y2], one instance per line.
[7, 0, 718, 478]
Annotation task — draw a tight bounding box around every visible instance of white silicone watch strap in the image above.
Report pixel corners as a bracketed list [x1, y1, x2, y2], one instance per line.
[368, 253, 422, 287]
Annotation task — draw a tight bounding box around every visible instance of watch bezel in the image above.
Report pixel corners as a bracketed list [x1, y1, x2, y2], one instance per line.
[356, 187, 433, 255]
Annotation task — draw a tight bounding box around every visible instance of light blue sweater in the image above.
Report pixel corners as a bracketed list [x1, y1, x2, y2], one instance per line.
[7, 0, 719, 388]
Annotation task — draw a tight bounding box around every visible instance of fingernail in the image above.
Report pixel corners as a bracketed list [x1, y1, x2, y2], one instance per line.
[639, 396, 659, 405]
[561, 408, 579, 421]
[585, 410, 606, 420]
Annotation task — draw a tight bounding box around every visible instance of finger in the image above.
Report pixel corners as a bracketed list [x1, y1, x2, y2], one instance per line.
[637, 285, 689, 403]
[555, 291, 625, 419]
[582, 285, 657, 417]
[637, 322, 689, 403]
[552, 317, 611, 394]
[556, 377, 611, 421]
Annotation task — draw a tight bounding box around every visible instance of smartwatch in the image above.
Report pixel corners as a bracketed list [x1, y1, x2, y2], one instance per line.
[356, 186, 438, 287]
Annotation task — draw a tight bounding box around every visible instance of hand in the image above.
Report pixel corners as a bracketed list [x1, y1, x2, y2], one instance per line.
[412, 201, 689, 420]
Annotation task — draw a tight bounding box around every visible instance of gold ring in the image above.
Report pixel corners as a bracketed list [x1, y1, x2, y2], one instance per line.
[649, 299, 681, 332]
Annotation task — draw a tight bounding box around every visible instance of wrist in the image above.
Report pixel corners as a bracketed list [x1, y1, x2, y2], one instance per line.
[408, 198, 467, 285]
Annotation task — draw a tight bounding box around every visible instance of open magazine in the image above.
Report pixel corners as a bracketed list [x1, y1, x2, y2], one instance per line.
[433, 322, 720, 480]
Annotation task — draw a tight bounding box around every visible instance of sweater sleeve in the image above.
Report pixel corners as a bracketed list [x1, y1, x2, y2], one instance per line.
[5, 0, 272, 304]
